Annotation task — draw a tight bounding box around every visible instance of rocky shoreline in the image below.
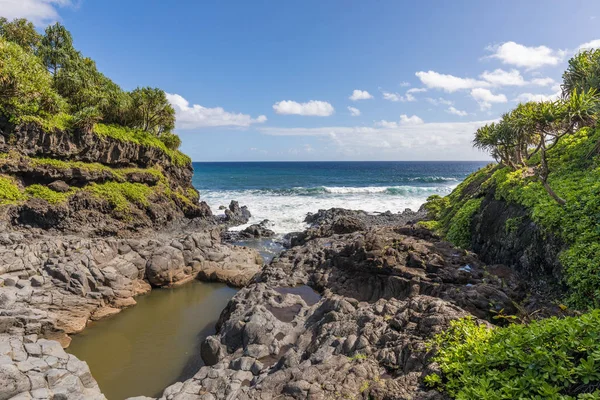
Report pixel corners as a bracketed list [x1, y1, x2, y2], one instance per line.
[0, 199, 557, 400]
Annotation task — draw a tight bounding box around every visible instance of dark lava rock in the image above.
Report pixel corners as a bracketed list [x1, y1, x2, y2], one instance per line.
[48, 180, 70, 193]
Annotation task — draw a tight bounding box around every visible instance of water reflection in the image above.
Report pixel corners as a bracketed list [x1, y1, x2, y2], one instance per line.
[67, 280, 237, 400]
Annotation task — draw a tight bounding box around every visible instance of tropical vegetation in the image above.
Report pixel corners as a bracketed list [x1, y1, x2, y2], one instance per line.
[0, 17, 181, 152]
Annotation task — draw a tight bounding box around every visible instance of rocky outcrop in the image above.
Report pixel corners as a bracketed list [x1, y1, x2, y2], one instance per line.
[0, 124, 214, 234]
[0, 334, 105, 400]
[0, 227, 262, 341]
[0, 124, 190, 189]
[152, 208, 522, 400]
[471, 187, 565, 290]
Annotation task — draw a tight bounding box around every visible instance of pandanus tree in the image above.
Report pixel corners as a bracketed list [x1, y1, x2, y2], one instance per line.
[474, 88, 599, 205]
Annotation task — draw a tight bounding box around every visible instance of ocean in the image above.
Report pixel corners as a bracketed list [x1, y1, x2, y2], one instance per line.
[192, 161, 489, 234]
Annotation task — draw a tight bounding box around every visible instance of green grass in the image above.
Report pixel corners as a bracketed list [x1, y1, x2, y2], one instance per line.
[25, 184, 75, 204]
[0, 175, 25, 204]
[29, 156, 166, 183]
[94, 124, 191, 167]
[87, 181, 155, 212]
[17, 112, 74, 132]
[427, 312, 600, 399]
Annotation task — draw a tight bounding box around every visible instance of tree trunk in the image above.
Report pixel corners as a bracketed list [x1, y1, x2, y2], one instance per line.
[540, 179, 566, 205]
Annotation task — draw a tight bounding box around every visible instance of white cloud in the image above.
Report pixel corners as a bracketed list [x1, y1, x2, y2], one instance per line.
[531, 77, 555, 86]
[347, 106, 361, 116]
[487, 41, 565, 69]
[258, 119, 496, 160]
[577, 39, 600, 51]
[272, 100, 334, 116]
[399, 81, 411, 87]
[480, 69, 526, 86]
[382, 91, 401, 102]
[381, 87, 426, 102]
[426, 97, 453, 106]
[349, 90, 373, 101]
[375, 120, 398, 128]
[167, 93, 267, 129]
[0, 0, 72, 26]
[416, 70, 490, 92]
[447, 106, 468, 116]
[400, 114, 424, 124]
[375, 114, 423, 128]
[470, 88, 507, 110]
[514, 91, 560, 103]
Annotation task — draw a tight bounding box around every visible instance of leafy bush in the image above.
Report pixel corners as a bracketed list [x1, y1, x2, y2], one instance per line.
[446, 198, 483, 249]
[0, 175, 24, 204]
[25, 184, 73, 204]
[428, 312, 600, 399]
[88, 181, 154, 212]
[0, 38, 65, 120]
[422, 194, 449, 220]
[160, 132, 182, 150]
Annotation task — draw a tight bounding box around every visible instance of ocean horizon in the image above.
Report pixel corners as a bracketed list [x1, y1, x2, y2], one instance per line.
[192, 161, 489, 234]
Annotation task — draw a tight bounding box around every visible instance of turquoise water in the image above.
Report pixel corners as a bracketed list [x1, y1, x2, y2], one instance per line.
[192, 161, 488, 233]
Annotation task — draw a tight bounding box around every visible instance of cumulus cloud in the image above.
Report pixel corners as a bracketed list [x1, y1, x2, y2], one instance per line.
[480, 69, 526, 86]
[0, 0, 73, 26]
[416, 71, 490, 92]
[400, 114, 424, 124]
[514, 91, 560, 103]
[426, 97, 453, 106]
[381, 88, 426, 102]
[531, 77, 555, 86]
[470, 88, 507, 110]
[347, 106, 361, 116]
[376, 114, 423, 128]
[258, 119, 495, 160]
[272, 100, 334, 116]
[382, 91, 401, 102]
[577, 39, 600, 51]
[447, 106, 468, 116]
[167, 93, 267, 129]
[487, 41, 565, 69]
[349, 90, 373, 101]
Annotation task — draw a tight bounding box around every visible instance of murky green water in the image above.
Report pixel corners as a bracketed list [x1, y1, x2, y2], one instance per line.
[68, 280, 237, 400]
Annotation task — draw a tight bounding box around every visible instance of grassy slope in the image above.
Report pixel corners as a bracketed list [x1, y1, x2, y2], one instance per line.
[423, 127, 600, 399]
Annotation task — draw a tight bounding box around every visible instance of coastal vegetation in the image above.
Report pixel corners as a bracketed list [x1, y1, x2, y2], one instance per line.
[0, 17, 200, 220]
[0, 17, 184, 160]
[424, 49, 600, 399]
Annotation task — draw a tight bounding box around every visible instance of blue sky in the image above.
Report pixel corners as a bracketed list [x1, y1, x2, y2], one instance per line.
[3, 1, 600, 161]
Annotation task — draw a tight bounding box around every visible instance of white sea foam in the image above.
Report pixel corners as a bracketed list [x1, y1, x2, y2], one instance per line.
[201, 184, 457, 234]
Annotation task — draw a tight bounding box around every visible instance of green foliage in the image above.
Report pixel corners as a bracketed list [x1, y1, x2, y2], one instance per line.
[160, 132, 182, 150]
[38, 22, 75, 76]
[88, 181, 154, 212]
[17, 112, 73, 132]
[0, 38, 65, 120]
[24, 184, 74, 204]
[446, 198, 483, 249]
[504, 217, 522, 234]
[0, 175, 25, 204]
[563, 49, 600, 96]
[0, 18, 41, 51]
[428, 312, 600, 399]
[128, 87, 176, 135]
[423, 194, 449, 220]
[491, 128, 600, 308]
[94, 124, 190, 166]
[72, 106, 102, 132]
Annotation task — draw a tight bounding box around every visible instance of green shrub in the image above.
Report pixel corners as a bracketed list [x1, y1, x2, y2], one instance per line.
[88, 181, 154, 212]
[25, 184, 74, 204]
[423, 194, 449, 220]
[0, 38, 65, 120]
[159, 132, 182, 150]
[428, 312, 600, 399]
[446, 198, 483, 249]
[0, 175, 24, 204]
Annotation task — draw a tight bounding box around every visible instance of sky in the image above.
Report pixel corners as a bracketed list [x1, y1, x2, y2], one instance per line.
[2, 0, 600, 161]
